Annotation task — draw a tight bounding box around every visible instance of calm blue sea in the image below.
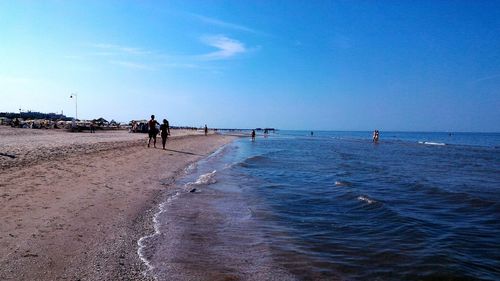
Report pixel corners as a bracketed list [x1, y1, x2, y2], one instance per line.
[140, 131, 500, 281]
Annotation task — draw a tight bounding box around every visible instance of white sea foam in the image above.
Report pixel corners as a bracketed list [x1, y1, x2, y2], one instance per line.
[137, 191, 180, 279]
[190, 170, 217, 186]
[184, 162, 197, 174]
[418, 141, 446, 146]
[357, 196, 375, 204]
[335, 181, 351, 187]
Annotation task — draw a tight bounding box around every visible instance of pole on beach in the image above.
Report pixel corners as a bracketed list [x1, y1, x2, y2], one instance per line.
[70, 93, 78, 120]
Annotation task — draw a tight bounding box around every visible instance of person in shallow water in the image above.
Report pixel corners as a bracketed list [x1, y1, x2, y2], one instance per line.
[160, 119, 170, 150]
[373, 130, 380, 142]
[251, 129, 256, 141]
[148, 115, 160, 148]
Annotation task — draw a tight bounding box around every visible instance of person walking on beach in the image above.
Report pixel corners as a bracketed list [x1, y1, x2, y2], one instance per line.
[90, 121, 96, 133]
[148, 115, 160, 148]
[204, 124, 208, 136]
[251, 129, 256, 141]
[160, 119, 170, 150]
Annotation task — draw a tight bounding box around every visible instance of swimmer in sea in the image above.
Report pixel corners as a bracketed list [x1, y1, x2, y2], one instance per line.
[148, 115, 160, 148]
[373, 130, 379, 143]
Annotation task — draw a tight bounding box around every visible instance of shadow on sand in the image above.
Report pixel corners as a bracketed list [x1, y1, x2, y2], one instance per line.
[0, 153, 16, 159]
[163, 148, 202, 156]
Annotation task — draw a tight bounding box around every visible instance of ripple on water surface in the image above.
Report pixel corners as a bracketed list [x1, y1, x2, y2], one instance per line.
[140, 132, 500, 280]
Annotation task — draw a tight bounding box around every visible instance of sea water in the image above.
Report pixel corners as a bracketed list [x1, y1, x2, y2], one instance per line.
[139, 131, 500, 281]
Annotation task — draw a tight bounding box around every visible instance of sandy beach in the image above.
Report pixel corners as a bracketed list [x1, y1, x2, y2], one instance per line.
[0, 126, 235, 280]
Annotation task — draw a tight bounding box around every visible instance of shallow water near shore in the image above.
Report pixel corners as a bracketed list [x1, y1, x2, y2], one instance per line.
[140, 131, 500, 280]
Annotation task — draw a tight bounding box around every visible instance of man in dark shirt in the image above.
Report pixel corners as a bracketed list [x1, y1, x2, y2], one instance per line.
[148, 115, 159, 148]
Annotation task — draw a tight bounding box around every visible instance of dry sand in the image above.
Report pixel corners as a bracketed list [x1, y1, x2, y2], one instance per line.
[0, 126, 235, 280]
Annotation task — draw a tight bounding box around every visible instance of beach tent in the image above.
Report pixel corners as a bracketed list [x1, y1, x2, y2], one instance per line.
[129, 120, 148, 133]
[94, 117, 109, 126]
[0, 117, 9, 125]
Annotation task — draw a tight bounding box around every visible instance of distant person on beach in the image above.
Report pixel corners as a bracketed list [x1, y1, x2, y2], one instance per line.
[90, 121, 96, 133]
[204, 124, 208, 136]
[148, 115, 160, 148]
[373, 130, 380, 142]
[13, 118, 20, 128]
[251, 129, 256, 141]
[160, 119, 170, 150]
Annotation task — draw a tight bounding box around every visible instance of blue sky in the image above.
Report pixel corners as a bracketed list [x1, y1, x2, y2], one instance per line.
[1, 1, 499, 131]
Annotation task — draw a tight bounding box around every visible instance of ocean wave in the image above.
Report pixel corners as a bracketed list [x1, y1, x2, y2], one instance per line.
[245, 155, 270, 163]
[186, 170, 217, 186]
[231, 154, 273, 169]
[183, 162, 197, 174]
[418, 141, 446, 146]
[335, 181, 352, 187]
[234, 162, 250, 168]
[357, 196, 376, 204]
[137, 191, 180, 275]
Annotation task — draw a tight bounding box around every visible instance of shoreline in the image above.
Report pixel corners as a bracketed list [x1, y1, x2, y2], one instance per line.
[0, 127, 236, 280]
[136, 141, 301, 281]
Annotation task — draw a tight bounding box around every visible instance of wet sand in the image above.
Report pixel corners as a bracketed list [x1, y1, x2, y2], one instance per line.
[0, 126, 235, 280]
[142, 183, 298, 281]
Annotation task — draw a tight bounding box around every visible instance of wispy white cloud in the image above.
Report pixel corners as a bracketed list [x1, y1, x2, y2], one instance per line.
[191, 14, 261, 35]
[199, 35, 247, 60]
[88, 51, 118, 57]
[81, 43, 157, 70]
[109, 60, 153, 70]
[332, 33, 352, 49]
[0, 74, 41, 84]
[75, 39, 245, 71]
[63, 55, 84, 60]
[89, 43, 152, 55]
[160, 63, 200, 69]
[471, 73, 500, 84]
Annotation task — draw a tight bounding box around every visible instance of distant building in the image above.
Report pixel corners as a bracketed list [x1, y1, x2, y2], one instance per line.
[0, 111, 72, 121]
